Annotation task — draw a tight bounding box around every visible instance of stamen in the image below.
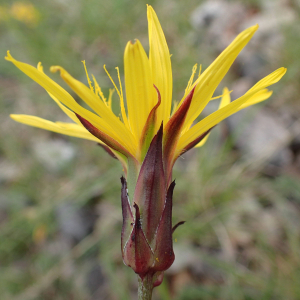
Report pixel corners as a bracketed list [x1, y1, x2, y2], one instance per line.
[115, 67, 124, 104]
[198, 64, 202, 78]
[184, 64, 197, 96]
[92, 74, 107, 103]
[115, 67, 129, 127]
[103, 65, 122, 100]
[82, 60, 94, 93]
[103, 65, 130, 128]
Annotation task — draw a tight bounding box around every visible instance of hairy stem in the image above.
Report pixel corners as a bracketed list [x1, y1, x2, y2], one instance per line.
[138, 274, 153, 300]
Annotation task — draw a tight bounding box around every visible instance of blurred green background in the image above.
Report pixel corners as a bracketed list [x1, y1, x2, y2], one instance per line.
[1, 0, 300, 299]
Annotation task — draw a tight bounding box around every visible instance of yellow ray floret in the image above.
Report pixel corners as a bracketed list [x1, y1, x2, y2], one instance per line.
[5, 52, 137, 156]
[195, 87, 231, 148]
[124, 39, 154, 139]
[37, 62, 82, 126]
[177, 67, 286, 154]
[103, 65, 130, 129]
[147, 5, 172, 125]
[179, 25, 259, 131]
[10, 114, 101, 142]
[6, 6, 286, 169]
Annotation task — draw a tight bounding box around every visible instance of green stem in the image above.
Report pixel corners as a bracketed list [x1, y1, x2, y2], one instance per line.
[138, 274, 154, 300]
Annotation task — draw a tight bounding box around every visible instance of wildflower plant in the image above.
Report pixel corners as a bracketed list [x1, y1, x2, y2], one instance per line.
[6, 5, 286, 300]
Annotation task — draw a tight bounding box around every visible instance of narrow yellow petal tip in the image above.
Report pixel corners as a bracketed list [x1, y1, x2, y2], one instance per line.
[10, 114, 23, 121]
[275, 67, 287, 78]
[5, 50, 13, 61]
[50, 65, 69, 79]
[37, 62, 43, 72]
[50, 65, 62, 73]
[147, 4, 155, 17]
[243, 24, 259, 36]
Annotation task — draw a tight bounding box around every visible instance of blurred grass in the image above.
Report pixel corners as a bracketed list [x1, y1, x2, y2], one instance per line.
[1, 0, 300, 299]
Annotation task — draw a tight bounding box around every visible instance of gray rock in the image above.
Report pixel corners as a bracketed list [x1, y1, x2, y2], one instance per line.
[0, 160, 22, 183]
[190, 1, 247, 51]
[86, 264, 107, 299]
[168, 244, 198, 274]
[32, 139, 76, 172]
[168, 244, 224, 282]
[56, 202, 97, 244]
[190, 0, 295, 80]
[229, 109, 291, 164]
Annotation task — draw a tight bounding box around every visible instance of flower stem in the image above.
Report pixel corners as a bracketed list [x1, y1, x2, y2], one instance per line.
[138, 274, 153, 300]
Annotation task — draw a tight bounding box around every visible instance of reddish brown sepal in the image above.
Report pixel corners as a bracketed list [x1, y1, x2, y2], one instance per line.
[76, 113, 137, 163]
[152, 180, 175, 272]
[98, 143, 117, 159]
[133, 124, 166, 244]
[123, 203, 154, 277]
[163, 86, 196, 184]
[120, 177, 134, 256]
[140, 85, 161, 161]
[180, 128, 213, 156]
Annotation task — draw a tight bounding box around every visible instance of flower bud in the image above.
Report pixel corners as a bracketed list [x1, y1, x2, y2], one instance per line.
[120, 125, 175, 282]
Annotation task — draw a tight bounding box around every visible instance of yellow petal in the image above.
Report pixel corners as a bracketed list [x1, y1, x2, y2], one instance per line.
[194, 134, 209, 148]
[179, 25, 259, 130]
[10, 114, 101, 142]
[178, 67, 286, 152]
[147, 5, 172, 124]
[37, 62, 83, 126]
[239, 88, 272, 110]
[5, 52, 137, 156]
[49, 92, 83, 125]
[195, 87, 231, 148]
[124, 40, 154, 139]
[50, 66, 136, 146]
[10, 114, 128, 165]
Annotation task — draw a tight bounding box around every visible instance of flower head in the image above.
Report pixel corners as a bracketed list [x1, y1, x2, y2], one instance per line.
[6, 5, 286, 178]
[6, 5, 286, 287]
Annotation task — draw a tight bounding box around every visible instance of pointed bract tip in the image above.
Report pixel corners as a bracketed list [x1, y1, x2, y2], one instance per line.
[172, 221, 186, 233]
[169, 180, 176, 191]
[133, 202, 140, 215]
[120, 176, 126, 185]
[158, 121, 163, 134]
[153, 84, 162, 104]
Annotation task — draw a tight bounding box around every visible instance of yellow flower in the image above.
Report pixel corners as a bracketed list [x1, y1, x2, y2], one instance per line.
[10, 2, 40, 27]
[6, 5, 286, 174]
